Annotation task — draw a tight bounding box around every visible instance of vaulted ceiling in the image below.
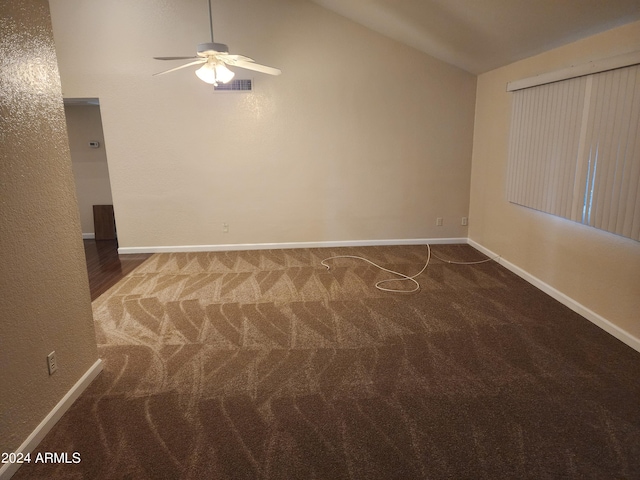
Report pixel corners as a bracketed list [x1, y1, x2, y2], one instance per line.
[309, 0, 640, 74]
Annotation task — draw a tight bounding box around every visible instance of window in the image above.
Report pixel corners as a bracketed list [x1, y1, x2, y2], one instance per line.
[507, 59, 640, 242]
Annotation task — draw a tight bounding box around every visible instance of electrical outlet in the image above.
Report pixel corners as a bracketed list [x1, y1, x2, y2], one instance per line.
[461, 217, 468, 226]
[436, 217, 443, 226]
[222, 222, 229, 233]
[47, 351, 58, 375]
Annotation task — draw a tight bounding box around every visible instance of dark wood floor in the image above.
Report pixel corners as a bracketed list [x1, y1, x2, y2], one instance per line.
[83, 239, 153, 301]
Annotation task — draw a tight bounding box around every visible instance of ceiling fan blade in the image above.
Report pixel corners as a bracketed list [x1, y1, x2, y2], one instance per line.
[231, 59, 281, 76]
[220, 54, 254, 63]
[153, 59, 206, 76]
[154, 56, 199, 60]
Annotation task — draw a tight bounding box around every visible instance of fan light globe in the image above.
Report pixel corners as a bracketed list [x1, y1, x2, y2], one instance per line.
[195, 61, 234, 85]
[215, 63, 235, 83]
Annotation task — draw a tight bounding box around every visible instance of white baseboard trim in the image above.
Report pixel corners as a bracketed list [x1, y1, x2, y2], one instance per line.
[0, 359, 103, 480]
[82, 233, 95, 240]
[118, 237, 468, 254]
[467, 238, 640, 353]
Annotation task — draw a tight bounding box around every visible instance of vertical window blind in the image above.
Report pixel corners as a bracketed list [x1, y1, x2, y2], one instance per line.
[507, 63, 640, 242]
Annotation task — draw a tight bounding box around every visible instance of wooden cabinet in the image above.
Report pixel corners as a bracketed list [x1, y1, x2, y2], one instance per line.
[93, 205, 116, 240]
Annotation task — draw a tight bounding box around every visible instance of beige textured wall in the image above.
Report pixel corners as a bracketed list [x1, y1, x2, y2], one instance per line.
[65, 105, 113, 234]
[48, 0, 476, 249]
[0, 0, 99, 454]
[469, 21, 640, 340]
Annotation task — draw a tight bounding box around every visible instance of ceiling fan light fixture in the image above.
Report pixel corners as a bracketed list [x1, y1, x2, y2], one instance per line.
[195, 62, 217, 84]
[153, 0, 280, 81]
[195, 60, 235, 85]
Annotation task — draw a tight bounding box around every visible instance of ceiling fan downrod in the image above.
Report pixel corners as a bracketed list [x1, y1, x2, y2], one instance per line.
[207, 0, 214, 43]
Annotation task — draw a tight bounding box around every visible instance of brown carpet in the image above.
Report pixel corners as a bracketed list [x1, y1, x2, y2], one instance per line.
[14, 244, 640, 479]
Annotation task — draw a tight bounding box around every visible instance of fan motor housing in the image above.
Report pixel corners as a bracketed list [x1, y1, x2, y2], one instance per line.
[197, 42, 229, 56]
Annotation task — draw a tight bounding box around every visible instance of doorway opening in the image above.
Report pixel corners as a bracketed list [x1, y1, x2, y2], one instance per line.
[63, 98, 116, 241]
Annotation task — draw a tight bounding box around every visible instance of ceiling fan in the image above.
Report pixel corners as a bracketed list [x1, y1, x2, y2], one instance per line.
[153, 0, 281, 85]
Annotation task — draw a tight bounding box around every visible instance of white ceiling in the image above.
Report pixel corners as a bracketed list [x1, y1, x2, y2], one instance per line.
[309, 0, 640, 74]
